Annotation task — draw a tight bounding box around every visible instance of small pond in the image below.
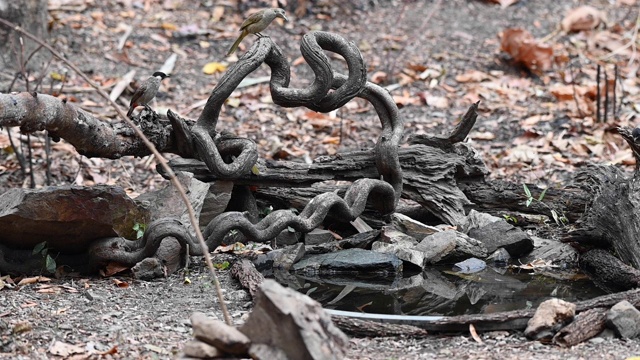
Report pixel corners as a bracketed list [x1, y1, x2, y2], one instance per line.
[275, 266, 606, 316]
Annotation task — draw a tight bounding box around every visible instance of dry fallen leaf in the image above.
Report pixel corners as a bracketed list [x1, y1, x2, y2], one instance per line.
[210, 6, 225, 22]
[561, 6, 606, 33]
[202, 61, 228, 75]
[49, 341, 86, 357]
[500, 28, 553, 74]
[455, 70, 491, 83]
[112, 279, 129, 288]
[18, 276, 51, 286]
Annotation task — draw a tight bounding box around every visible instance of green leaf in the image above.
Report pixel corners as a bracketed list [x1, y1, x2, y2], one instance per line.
[133, 222, 146, 239]
[538, 187, 548, 202]
[523, 184, 531, 198]
[33, 241, 47, 255]
[213, 261, 230, 270]
[45, 255, 56, 273]
[526, 198, 532, 207]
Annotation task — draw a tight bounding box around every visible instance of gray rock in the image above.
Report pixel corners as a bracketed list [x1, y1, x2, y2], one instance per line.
[523, 241, 578, 267]
[390, 213, 439, 240]
[371, 240, 425, 268]
[292, 248, 402, 276]
[446, 230, 489, 260]
[462, 209, 502, 233]
[275, 228, 300, 246]
[131, 257, 165, 280]
[468, 220, 534, 257]
[240, 279, 348, 360]
[606, 300, 640, 338]
[415, 230, 457, 264]
[0, 185, 147, 252]
[304, 228, 335, 245]
[191, 312, 251, 355]
[197, 180, 233, 232]
[453, 258, 486, 274]
[379, 226, 419, 246]
[305, 230, 380, 255]
[248, 343, 289, 360]
[272, 243, 305, 271]
[182, 340, 224, 358]
[525, 298, 576, 340]
[136, 172, 210, 235]
[487, 248, 511, 264]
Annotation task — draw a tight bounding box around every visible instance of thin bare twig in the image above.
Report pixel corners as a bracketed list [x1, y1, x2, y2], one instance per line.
[0, 18, 232, 325]
[568, 62, 584, 118]
[604, 68, 609, 123]
[596, 64, 601, 122]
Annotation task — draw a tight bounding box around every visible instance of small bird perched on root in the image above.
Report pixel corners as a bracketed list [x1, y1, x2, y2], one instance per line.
[226, 8, 288, 56]
[127, 71, 170, 118]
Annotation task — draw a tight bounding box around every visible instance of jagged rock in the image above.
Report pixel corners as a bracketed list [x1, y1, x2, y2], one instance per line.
[379, 226, 418, 246]
[371, 240, 425, 269]
[248, 343, 288, 360]
[304, 228, 335, 245]
[272, 243, 305, 271]
[415, 230, 457, 264]
[487, 248, 511, 264]
[468, 220, 534, 257]
[606, 300, 640, 338]
[305, 230, 380, 254]
[153, 237, 183, 275]
[374, 226, 423, 267]
[198, 181, 234, 232]
[182, 339, 224, 358]
[131, 257, 165, 280]
[275, 228, 300, 246]
[462, 209, 502, 233]
[292, 248, 402, 275]
[239, 279, 349, 360]
[525, 298, 576, 341]
[446, 230, 488, 260]
[0, 185, 148, 252]
[190, 312, 251, 355]
[390, 213, 439, 240]
[135, 172, 212, 234]
[523, 241, 578, 267]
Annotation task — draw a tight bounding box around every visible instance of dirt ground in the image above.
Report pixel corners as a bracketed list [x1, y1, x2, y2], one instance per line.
[2, 0, 640, 358]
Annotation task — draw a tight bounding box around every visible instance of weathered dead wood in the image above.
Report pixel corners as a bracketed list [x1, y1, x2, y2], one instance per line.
[231, 258, 265, 299]
[331, 316, 428, 337]
[552, 307, 607, 347]
[165, 140, 487, 226]
[579, 249, 640, 292]
[0, 93, 174, 158]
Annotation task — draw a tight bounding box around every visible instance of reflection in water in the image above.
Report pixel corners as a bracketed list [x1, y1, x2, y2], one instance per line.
[279, 266, 606, 316]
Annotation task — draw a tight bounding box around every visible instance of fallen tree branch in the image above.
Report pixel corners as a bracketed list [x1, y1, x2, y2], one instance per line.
[0, 18, 232, 326]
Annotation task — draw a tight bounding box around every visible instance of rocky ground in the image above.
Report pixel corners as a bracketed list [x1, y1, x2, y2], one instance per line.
[1, 0, 640, 358]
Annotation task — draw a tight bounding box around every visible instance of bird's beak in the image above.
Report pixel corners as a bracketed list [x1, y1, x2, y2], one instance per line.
[282, 14, 289, 22]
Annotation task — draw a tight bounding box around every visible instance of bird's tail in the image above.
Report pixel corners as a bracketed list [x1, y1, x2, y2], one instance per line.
[127, 105, 134, 117]
[227, 31, 248, 56]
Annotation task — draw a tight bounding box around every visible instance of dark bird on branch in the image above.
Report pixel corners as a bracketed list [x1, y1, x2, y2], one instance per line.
[127, 71, 170, 118]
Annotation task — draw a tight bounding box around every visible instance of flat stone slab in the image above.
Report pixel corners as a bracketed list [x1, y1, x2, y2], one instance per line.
[292, 248, 402, 275]
[0, 185, 148, 253]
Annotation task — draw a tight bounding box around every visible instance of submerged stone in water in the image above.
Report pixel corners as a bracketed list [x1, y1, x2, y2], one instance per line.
[453, 257, 486, 274]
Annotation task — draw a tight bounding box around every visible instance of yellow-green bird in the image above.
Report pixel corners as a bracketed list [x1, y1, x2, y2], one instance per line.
[226, 8, 288, 56]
